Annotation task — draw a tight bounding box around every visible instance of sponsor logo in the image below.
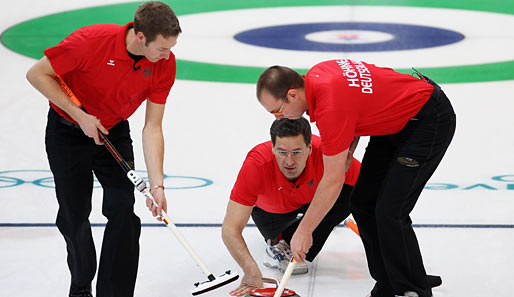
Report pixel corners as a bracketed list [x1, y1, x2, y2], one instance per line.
[397, 156, 420, 167]
[336, 59, 373, 94]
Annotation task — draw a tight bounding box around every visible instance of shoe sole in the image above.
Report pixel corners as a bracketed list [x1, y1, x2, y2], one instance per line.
[266, 261, 308, 275]
[263, 262, 280, 270]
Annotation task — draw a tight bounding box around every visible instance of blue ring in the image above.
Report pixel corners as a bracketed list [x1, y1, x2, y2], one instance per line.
[234, 22, 465, 52]
[0, 170, 213, 190]
[0, 176, 25, 188]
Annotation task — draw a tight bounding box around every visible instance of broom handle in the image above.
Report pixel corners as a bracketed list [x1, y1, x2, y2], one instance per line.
[270, 219, 360, 297]
[273, 258, 297, 297]
[53, 74, 214, 279]
[127, 170, 213, 278]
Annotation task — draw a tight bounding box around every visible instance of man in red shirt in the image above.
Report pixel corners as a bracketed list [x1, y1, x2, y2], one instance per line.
[255, 60, 456, 297]
[222, 117, 361, 297]
[25, 2, 181, 297]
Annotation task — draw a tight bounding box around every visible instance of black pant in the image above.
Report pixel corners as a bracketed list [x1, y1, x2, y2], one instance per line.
[45, 108, 141, 297]
[251, 184, 353, 262]
[350, 82, 456, 297]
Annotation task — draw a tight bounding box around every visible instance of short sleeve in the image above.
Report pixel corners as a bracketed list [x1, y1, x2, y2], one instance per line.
[229, 150, 265, 206]
[313, 80, 357, 155]
[43, 29, 88, 75]
[149, 52, 176, 104]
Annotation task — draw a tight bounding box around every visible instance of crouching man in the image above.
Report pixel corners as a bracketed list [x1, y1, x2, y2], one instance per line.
[222, 118, 360, 296]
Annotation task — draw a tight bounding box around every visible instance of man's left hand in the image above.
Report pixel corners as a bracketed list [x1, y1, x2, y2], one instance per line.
[147, 187, 167, 221]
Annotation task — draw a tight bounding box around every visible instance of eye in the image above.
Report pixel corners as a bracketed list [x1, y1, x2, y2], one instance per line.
[278, 150, 288, 156]
[292, 151, 303, 156]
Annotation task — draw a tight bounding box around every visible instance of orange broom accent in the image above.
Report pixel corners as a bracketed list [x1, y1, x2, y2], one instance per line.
[53, 74, 83, 108]
[344, 218, 360, 237]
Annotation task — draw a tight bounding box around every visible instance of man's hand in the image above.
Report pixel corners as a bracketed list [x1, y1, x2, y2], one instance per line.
[76, 112, 109, 145]
[229, 271, 263, 296]
[147, 187, 167, 221]
[290, 227, 313, 262]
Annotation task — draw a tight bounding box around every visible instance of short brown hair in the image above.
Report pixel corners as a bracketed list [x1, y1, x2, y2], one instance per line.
[134, 1, 182, 45]
[256, 66, 304, 101]
[270, 117, 311, 146]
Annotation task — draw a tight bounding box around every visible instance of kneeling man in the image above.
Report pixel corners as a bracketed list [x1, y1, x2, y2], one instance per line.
[222, 117, 360, 296]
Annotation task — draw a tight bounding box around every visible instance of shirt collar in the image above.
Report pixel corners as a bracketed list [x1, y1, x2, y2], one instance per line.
[115, 22, 140, 61]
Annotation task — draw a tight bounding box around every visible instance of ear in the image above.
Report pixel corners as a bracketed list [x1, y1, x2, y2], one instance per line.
[288, 88, 297, 99]
[289, 88, 307, 110]
[288, 88, 304, 103]
[135, 31, 146, 44]
[307, 143, 312, 155]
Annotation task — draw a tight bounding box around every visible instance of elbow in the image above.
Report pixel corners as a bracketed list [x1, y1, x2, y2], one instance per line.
[221, 222, 239, 245]
[322, 175, 346, 196]
[26, 64, 46, 88]
[142, 123, 163, 137]
[221, 224, 231, 245]
[326, 174, 346, 188]
[26, 67, 36, 85]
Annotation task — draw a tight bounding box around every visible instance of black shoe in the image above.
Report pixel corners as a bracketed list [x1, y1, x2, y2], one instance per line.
[367, 276, 441, 297]
[69, 284, 92, 297]
[427, 274, 442, 288]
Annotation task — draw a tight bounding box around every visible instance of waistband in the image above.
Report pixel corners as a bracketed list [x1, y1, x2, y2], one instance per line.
[50, 107, 82, 129]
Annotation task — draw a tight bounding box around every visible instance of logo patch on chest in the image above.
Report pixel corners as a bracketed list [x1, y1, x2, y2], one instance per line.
[142, 68, 152, 79]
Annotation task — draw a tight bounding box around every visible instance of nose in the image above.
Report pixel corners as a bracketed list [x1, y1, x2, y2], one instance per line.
[274, 114, 283, 120]
[162, 51, 170, 60]
[285, 154, 295, 165]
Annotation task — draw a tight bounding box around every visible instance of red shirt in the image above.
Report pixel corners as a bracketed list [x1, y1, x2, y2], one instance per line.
[44, 22, 176, 130]
[305, 59, 433, 156]
[230, 135, 361, 214]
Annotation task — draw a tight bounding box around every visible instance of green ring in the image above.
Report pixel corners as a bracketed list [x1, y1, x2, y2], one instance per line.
[2, 0, 513, 83]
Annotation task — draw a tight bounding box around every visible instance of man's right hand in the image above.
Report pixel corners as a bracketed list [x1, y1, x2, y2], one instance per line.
[76, 112, 109, 145]
[229, 272, 264, 297]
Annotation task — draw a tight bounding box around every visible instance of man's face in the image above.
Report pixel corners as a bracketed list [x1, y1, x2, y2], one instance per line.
[140, 33, 178, 62]
[259, 89, 307, 120]
[273, 134, 312, 181]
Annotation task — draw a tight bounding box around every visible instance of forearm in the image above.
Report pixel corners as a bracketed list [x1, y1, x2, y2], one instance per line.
[297, 176, 345, 233]
[222, 227, 260, 274]
[142, 125, 165, 188]
[26, 57, 86, 122]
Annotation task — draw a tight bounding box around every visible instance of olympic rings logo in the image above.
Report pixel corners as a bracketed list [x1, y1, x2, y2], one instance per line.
[0, 170, 213, 189]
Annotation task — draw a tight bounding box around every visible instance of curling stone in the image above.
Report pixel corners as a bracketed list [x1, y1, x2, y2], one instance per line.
[244, 277, 300, 297]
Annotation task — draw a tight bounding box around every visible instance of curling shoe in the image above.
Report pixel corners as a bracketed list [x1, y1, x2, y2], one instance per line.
[69, 284, 92, 297]
[395, 292, 419, 297]
[263, 239, 308, 275]
[366, 293, 420, 297]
